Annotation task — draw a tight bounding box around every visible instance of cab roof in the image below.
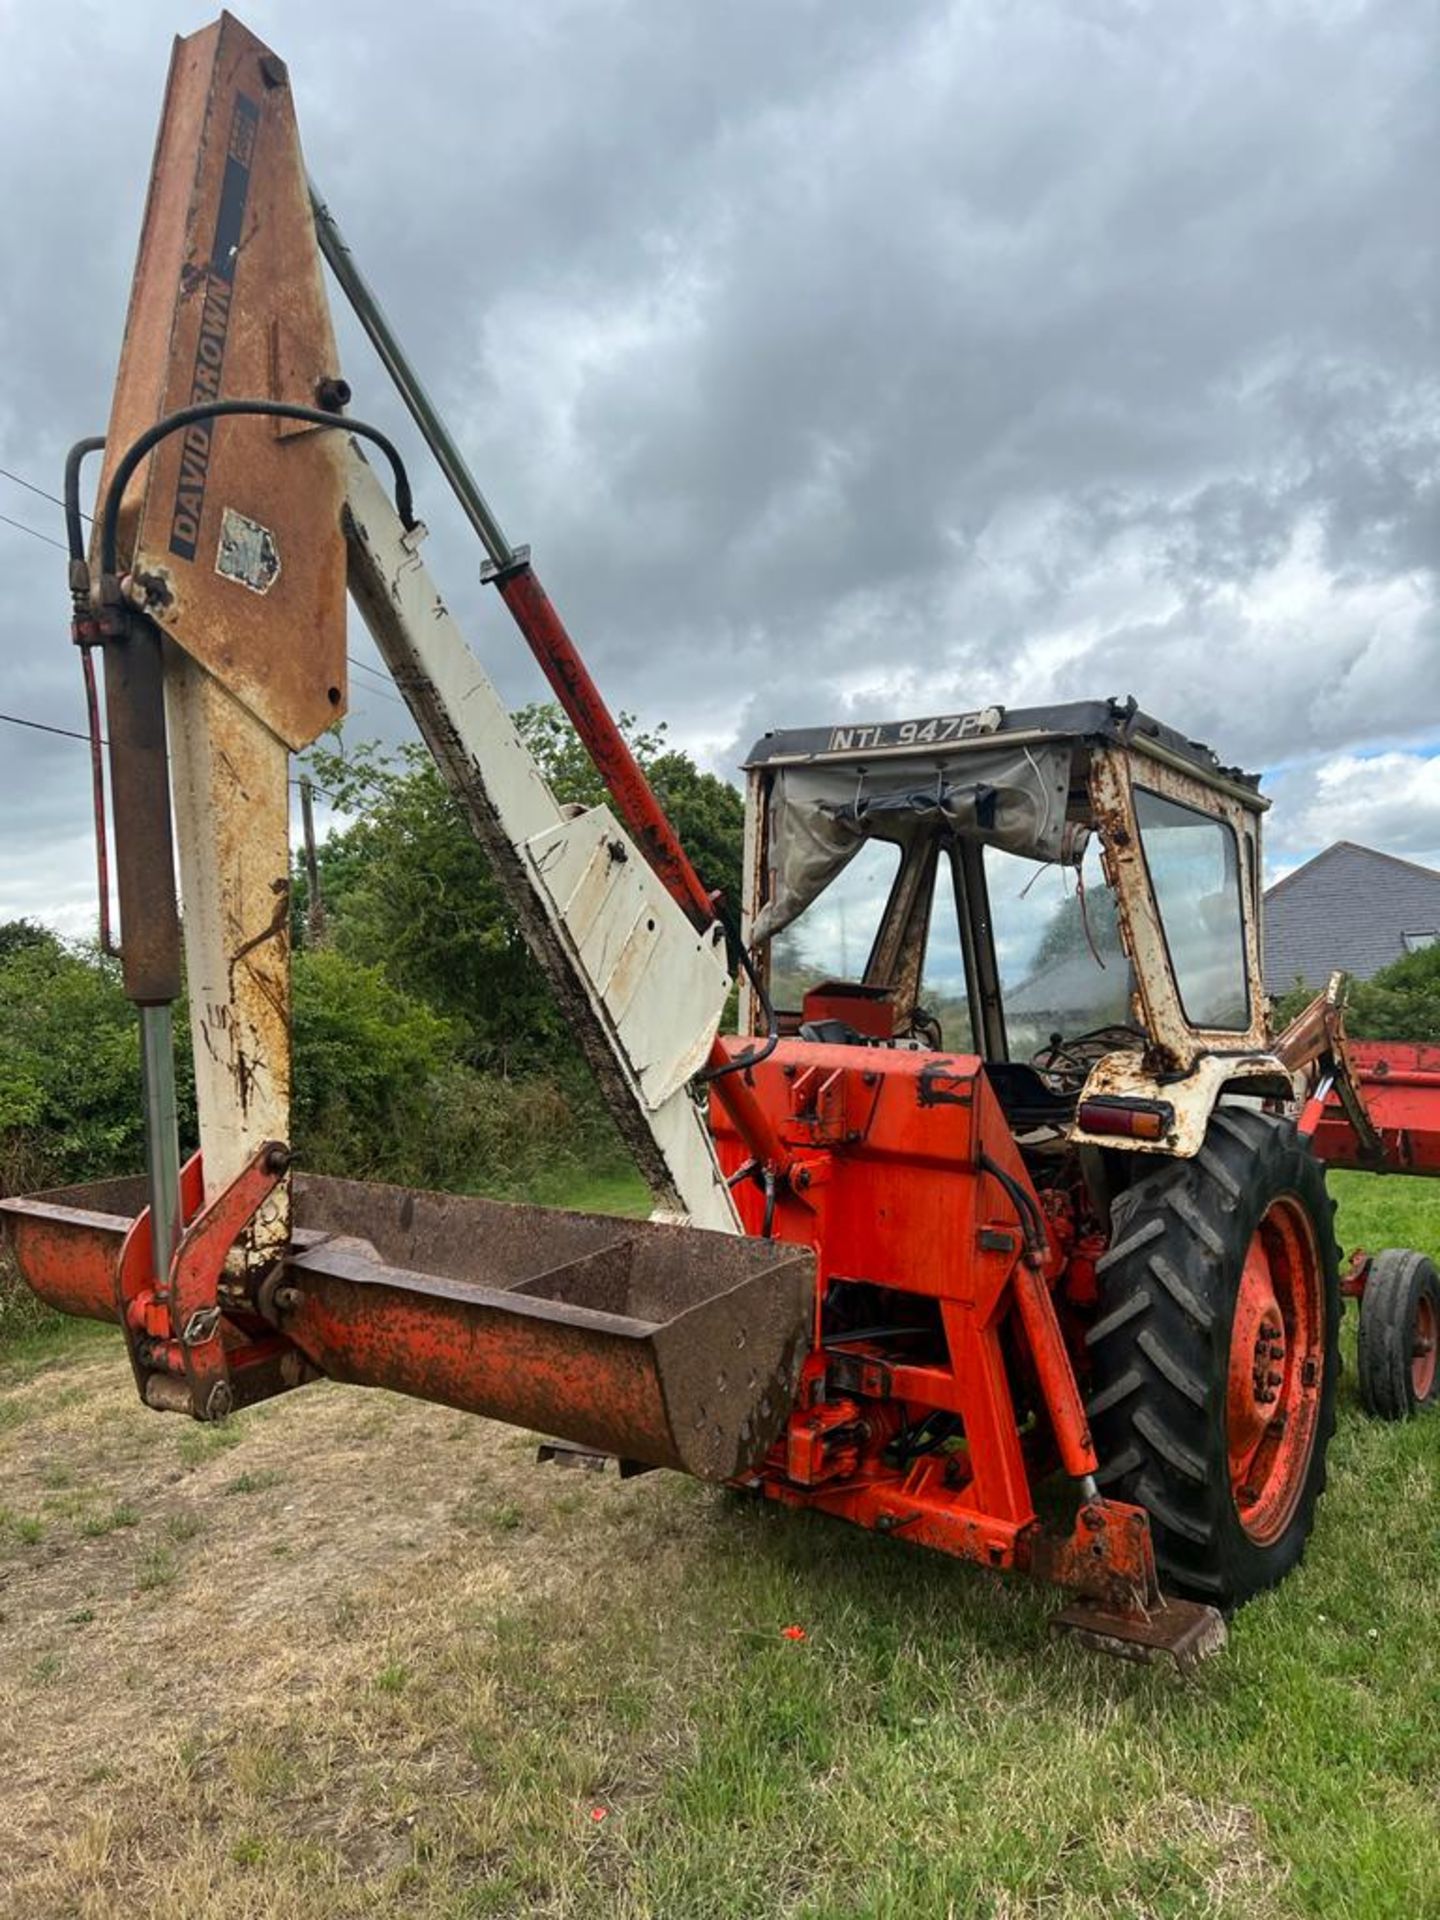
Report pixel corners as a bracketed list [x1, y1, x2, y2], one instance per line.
[742, 695, 1264, 806]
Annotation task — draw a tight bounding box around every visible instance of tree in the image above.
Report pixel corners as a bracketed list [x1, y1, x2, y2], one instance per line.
[1030, 877, 1122, 970]
[0, 935, 194, 1193]
[300, 703, 745, 1068]
[0, 920, 58, 964]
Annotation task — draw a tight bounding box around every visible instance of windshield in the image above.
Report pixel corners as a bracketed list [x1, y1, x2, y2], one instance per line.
[985, 841, 1133, 1060]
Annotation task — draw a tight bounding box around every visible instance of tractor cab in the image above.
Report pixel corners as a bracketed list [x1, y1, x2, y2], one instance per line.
[739, 698, 1285, 1155]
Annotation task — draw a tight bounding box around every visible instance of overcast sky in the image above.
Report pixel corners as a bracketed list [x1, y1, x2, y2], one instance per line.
[1, 0, 1436, 935]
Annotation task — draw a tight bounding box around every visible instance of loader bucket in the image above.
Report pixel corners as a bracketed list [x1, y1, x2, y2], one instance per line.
[1, 1173, 814, 1482]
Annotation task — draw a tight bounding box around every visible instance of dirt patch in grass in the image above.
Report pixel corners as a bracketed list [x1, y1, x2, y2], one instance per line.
[0, 1357, 580, 1902]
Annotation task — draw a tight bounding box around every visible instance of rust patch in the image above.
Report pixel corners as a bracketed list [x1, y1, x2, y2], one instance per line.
[91, 14, 347, 749]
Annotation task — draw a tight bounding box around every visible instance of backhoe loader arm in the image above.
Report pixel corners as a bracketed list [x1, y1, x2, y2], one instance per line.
[79, 12, 790, 1254]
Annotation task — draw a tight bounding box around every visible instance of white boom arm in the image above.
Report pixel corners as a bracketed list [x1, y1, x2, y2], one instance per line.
[341, 446, 742, 1232]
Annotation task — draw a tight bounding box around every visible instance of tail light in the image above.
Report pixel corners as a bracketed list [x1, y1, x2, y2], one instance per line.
[1076, 1096, 1175, 1142]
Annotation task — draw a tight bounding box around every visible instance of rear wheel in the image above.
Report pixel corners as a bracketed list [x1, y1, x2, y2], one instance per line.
[1085, 1109, 1340, 1609]
[1357, 1249, 1440, 1420]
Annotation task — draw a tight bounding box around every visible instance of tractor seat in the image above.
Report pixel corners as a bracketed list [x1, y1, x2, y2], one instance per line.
[982, 1060, 1076, 1131]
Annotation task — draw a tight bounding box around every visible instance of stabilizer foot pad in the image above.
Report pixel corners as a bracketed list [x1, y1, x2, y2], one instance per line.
[536, 1439, 656, 1479]
[1051, 1595, 1227, 1674]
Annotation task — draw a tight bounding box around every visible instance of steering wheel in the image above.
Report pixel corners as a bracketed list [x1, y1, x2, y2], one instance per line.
[899, 1004, 944, 1050]
[1031, 1023, 1145, 1092]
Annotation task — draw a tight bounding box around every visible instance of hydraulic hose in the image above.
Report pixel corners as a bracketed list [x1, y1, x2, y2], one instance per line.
[977, 1150, 1099, 1484]
[63, 436, 115, 956]
[97, 400, 416, 581]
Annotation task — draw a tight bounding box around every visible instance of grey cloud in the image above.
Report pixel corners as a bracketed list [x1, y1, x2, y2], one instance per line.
[2, 0, 1438, 929]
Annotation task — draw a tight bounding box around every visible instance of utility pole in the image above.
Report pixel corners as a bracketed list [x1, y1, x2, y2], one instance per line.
[299, 775, 326, 948]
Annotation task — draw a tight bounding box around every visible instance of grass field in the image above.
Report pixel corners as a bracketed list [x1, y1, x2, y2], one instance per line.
[0, 1167, 1437, 1919]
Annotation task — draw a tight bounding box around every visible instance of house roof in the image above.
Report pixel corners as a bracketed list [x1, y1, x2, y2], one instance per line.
[1263, 841, 1440, 991]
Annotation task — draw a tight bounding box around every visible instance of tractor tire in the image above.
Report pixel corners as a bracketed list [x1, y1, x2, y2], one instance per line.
[1356, 1249, 1440, 1420]
[1084, 1108, 1340, 1610]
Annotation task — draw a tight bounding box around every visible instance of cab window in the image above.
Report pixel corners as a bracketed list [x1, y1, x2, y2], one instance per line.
[1133, 787, 1249, 1031]
[984, 840, 1132, 1059]
[920, 853, 974, 1050]
[769, 837, 901, 1007]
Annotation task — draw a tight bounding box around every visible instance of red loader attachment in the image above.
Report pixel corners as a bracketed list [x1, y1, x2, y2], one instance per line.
[1307, 1041, 1440, 1178]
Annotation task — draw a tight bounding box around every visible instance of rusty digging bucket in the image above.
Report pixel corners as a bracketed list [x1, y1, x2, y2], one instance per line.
[0, 1173, 814, 1481]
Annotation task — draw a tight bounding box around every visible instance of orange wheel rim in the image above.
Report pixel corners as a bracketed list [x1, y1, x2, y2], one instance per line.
[1414, 1293, 1438, 1402]
[1226, 1195, 1324, 1546]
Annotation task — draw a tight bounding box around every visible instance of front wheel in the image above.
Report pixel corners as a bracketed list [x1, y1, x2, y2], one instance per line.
[1084, 1109, 1340, 1609]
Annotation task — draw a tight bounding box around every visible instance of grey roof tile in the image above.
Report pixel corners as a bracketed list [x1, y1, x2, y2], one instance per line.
[1263, 842, 1440, 992]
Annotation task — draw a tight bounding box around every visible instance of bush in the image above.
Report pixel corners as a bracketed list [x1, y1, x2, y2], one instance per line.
[1271, 943, 1440, 1043]
[1346, 943, 1440, 1042]
[290, 948, 453, 1179]
[0, 928, 193, 1197]
[292, 950, 631, 1195]
[415, 1058, 631, 1199]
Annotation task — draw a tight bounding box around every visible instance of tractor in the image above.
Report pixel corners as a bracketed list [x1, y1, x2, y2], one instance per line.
[6, 14, 1438, 1671]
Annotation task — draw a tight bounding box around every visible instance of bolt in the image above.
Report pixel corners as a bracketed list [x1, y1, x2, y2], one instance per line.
[1269, 1342, 1285, 1360]
[272, 1285, 301, 1312]
[315, 375, 352, 413]
[263, 1142, 292, 1176]
[1267, 1370, 1283, 1388]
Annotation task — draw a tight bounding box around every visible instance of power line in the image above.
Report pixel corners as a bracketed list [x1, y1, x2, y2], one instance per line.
[346, 653, 406, 705]
[2, 464, 409, 716]
[0, 709, 95, 744]
[0, 509, 67, 552]
[0, 464, 88, 521]
[0, 677, 405, 750]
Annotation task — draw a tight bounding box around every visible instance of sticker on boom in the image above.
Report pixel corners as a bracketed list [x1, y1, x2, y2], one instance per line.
[216, 508, 281, 594]
[826, 707, 1004, 754]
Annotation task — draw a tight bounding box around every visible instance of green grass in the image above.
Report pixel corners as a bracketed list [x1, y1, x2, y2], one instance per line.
[0, 1304, 109, 1379]
[2, 1165, 1436, 1917]
[1328, 1168, 1440, 1267]
[472, 1159, 653, 1217]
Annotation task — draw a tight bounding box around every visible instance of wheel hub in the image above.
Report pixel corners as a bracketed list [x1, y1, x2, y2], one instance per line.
[1414, 1292, 1438, 1402]
[1226, 1196, 1325, 1545]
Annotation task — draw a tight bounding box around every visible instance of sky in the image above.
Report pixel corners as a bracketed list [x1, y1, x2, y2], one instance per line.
[0, 0, 1436, 938]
